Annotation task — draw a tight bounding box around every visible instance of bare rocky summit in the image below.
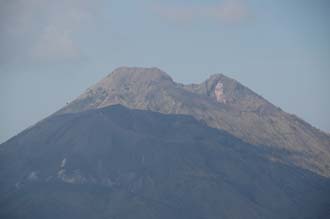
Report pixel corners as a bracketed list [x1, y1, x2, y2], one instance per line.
[57, 67, 330, 177]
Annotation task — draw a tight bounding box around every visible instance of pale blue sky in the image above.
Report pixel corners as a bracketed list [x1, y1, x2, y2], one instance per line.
[1, 0, 329, 143]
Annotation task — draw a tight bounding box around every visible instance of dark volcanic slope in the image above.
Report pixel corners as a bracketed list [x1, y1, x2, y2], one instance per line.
[56, 67, 330, 177]
[1, 105, 329, 219]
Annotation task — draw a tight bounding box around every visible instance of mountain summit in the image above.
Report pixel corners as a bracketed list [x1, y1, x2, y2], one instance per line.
[1, 67, 329, 219]
[57, 67, 330, 177]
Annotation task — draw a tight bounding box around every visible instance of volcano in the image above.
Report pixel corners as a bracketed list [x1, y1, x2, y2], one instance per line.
[1, 67, 329, 219]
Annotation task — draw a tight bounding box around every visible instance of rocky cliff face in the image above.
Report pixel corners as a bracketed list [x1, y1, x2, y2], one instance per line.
[57, 67, 330, 177]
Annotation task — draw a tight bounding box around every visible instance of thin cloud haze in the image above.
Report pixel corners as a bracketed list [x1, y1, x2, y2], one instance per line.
[153, 0, 251, 24]
[31, 26, 81, 61]
[0, 0, 98, 64]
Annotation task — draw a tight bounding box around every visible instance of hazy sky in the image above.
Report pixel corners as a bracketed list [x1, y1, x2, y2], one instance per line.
[1, 0, 329, 143]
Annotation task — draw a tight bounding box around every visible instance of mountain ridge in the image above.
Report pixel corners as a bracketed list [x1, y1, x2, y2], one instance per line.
[56, 67, 330, 177]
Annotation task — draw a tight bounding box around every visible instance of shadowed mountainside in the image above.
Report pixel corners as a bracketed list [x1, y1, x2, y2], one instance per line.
[1, 105, 329, 219]
[56, 67, 330, 177]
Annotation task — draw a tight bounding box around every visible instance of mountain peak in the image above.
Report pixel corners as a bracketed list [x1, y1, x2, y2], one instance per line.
[183, 72, 250, 105]
[56, 67, 175, 115]
[107, 66, 173, 84]
[88, 67, 174, 93]
[207, 73, 236, 83]
[206, 73, 239, 104]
